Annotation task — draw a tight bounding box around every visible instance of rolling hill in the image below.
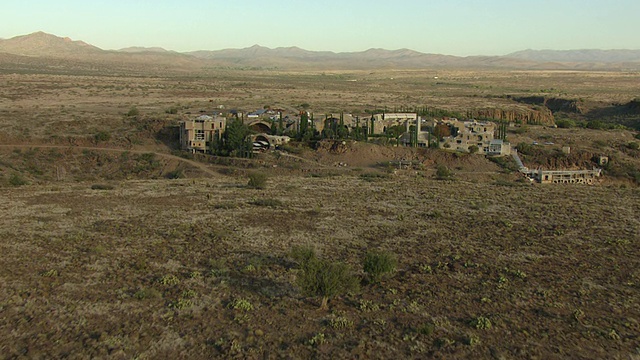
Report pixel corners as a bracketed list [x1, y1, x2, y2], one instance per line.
[505, 49, 640, 63]
[1, 31, 639, 72]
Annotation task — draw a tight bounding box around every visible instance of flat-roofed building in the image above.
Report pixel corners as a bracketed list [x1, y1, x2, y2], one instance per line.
[179, 115, 226, 152]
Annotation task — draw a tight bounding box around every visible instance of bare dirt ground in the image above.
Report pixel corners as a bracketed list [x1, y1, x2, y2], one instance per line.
[0, 68, 639, 358]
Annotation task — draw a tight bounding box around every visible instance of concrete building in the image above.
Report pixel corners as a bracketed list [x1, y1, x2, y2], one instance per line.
[179, 115, 226, 152]
[488, 139, 511, 156]
[370, 113, 417, 135]
[252, 134, 291, 149]
[535, 169, 602, 184]
[439, 119, 511, 156]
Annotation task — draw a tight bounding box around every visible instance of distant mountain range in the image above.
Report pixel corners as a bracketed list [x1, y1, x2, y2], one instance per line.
[506, 49, 640, 63]
[1, 32, 639, 72]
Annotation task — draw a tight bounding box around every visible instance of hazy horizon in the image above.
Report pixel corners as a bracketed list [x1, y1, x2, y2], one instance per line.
[2, 0, 640, 56]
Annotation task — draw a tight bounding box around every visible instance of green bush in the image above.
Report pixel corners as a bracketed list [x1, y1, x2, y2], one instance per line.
[513, 126, 529, 134]
[247, 172, 268, 189]
[91, 184, 114, 190]
[360, 172, 390, 182]
[126, 106, 140, 117]
[9, 173, 28, 186]
[248, 198, 282, 208]
[228, 298, 254, 311]
[468, 145, 479, 154]
[290, 245, 317, 266]
[94, 131, 111, 142]
[471, 316, 492, 330]
[435, 165, 452, 180]
[555, 119, 576, 128]
[296, 255, 359, 310]
[166, 169, 184, 179]
[586, 120, 606, 130]
[363, 251, 397, 284]
[627, 142, 639, 150]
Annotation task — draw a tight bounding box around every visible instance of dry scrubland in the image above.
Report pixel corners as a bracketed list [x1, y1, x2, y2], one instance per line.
[0, 68, 640, 358]
[0, 173, 639, 358]
[1, 69, 639, 139]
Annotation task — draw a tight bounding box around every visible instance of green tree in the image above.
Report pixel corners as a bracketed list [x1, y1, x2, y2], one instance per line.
[223, 118, 252, 157]
[385, 125, 405, 139]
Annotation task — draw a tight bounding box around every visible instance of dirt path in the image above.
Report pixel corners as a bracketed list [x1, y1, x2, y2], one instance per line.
[0, 144, 220, 177]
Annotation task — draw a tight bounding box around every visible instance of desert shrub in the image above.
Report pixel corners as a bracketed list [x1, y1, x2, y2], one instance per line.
[170, 298, 193, 310]
[328, 316, 354, 329]
[248, 198, 282, 208]
[586, 120, 606, 130]
[363, 251, 397, 284]
[212, 202, 237, 210]
[91, 184, 114, 190]
[228, 298, 254, 311]
[488, 156, 520, 172]
[555, 119, 576, 128]
[512, 126, 529, 134]
[308, 333, 326, 346]
[307, 171, 341, 178]
[435, 165, 452, 180]
[158, 274, 180, 286]
[627, 142, 639, 150]
[417, 322, 435, 335]
[134, 287, 161, 300]
[471, 316, 492, 330]
[493, 178, 519, 187]
[247, 172, 268, 189]
[165, 107, 178, 114]
[94, 131, 111, 142]
[280, 144, 304, 155]
[296, 256, 359, 310]
[592, 140, 608, 149]
[166, 169, 184, 179]
[208, 258, 229, 277]
[126, 106, 140, 117]
[468, 145, 479, 154]
[40, 269, 58, 277]
[360, 172, 390, 182]
[9, 173, 28, 186]
[290, 245, 317, 266]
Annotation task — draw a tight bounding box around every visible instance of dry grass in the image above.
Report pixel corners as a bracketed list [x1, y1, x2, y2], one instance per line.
[1, 69, 638, 140]
[0, 173, 638, 358]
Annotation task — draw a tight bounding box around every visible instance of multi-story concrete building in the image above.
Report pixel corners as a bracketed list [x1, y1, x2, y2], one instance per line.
[439, 119, 510, 155]
[370, 113, 417, 135]
[179, 115, 226, 152]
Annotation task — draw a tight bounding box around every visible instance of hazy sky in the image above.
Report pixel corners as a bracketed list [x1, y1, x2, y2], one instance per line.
[2, 0, 639, 56]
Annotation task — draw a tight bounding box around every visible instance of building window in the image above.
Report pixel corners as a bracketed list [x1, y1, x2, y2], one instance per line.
[195, 130, 205, 141]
